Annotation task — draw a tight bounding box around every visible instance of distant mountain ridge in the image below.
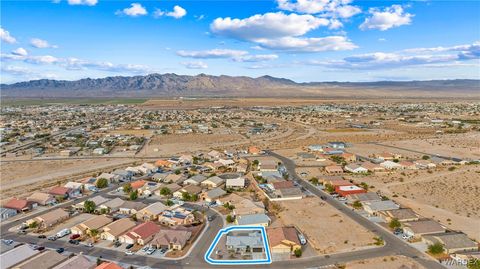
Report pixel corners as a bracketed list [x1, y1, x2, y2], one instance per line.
[2, 73, 479, 98]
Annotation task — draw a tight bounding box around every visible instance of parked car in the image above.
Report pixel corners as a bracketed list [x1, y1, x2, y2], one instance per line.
[126, 244, 134, 249]
[142, 246, 150, 252]
[338, 197, 347, 201]
[159, 248, 168, 254]
[85, 242, 94, 248]
[402, 234, 411, 240]
[37, 235, 46, 239]
[34, 246, 45, 251]
[320, 196, 327, 200]
[17, 230, 27, 235]
[298, 233, 307, 245]
[393, 229, 403, 235]
[114, 241, 122, 248]
[146, 248, 156, 255]
[47, 235, 57, 241]
[68, 239, 79, 245]
[69, 234, 80, 240]
[56, 248, 64, 253]
[125, 250, 134, 256]
[207, 215, 213, 221]
[2, 239, 14, 245]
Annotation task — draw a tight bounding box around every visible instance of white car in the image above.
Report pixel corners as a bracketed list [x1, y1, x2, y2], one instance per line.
[125, 250, 134, 256]
[298, 234, 307, 245]
[402, 234, 411, 240]
[146, 248, 156, 255]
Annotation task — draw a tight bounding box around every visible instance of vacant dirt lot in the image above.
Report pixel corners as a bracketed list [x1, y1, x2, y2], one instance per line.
[272, 197, 376, 254]
[345, 255, 425, 269]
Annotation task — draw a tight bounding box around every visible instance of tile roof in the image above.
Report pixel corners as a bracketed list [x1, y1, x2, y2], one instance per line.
[267, 227, 300, 247]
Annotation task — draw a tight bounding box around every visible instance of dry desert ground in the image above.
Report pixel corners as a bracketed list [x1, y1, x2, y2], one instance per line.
[345, 255, 426, 269]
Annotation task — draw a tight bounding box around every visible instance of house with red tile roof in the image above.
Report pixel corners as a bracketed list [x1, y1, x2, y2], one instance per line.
[335, 185, 367, 197]
[267, 227, 301, 255]
[4, 198, 37, 212]
[130, 180, 146, 190]
[49, 186, 77, 199]
[119, 221, 161, 245]
[95, 262, 124, 269]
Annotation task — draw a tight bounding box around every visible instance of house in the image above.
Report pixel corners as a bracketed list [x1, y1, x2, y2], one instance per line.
[259, 159, 278, 172]
[74, 196, 109, 211]
[325, 165, 344, 174]
[226, 231, 264, 254]
[119, 221, 161, 245]
[183, 175, 207, 186]
[235, 213, 271, 227]
[112, 169, 133, 182]
[179, 155, 193, 164]
[362, 200, 400, 215]
[97, 173, 116, 183]
[225, 177, 246, 189]
[344, 163, 368, 174]
[26, 208, 69, 229]
[136, 202, 168, 221]
[155, 183, 182, 196]
[0, 244, 39, 269]
[98, 198, 124, 213]
[52, 254, 96, 269]
[375, 152, 396, 160]
[307, 145, 324, 152]
[118, 201, 146, 215]
[63, 182, 85, 193]
[48, 187, 76, 199]
[200, 187, 227, 203]
[150, 229, 192, 250]
[71, 215, 113, 235]
[272, 181, 294, 190]
[208, 150, 222, 160]
[152, 173, 169, 182]
[361, 162, 386, 172]
[267, 227, 301, 254]
[422, 233, 478, 254]
[163, 174, 185, 183]
[341, 152, 357, 162]
[95, 262, 124, 269]
[379, 208, 419, 223]
[216, 159, 236, 168]
[0, 207, 17, 220]
[276, 187, 303, 200]
[4, 198, 37, 212]
[173, 185, 202, 199]
[403, 219, 445, 239]
[158, 206, 195, 226]
[323, 147, 344, 155]
[380, 161, 402, 170]
[335, 185, 366, 197]
[346, 192, 382, 204]
[399, 161, 418, 170]
[201, 176, 225, 189]
[155, 159, 174, 168]
[328, 179, 352, 187]
[12, 249, 67, 269]
[27, 192, 56, 206]
[130, 180, 146, 190]
[414, 160, 436, 169]
[100, 218, 136, 241]
[328, 142, 346, 149]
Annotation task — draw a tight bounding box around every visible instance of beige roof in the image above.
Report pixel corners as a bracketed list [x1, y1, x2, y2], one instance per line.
[13, 250, 67, 269]
[79, 215, 112, 231]
[423, 233, 478, 250]
[138, 202, 168, 216]
[385, 208, 418, 220]
[27, 192, 53, 203]
[404, 220, 445, 234]
[267, 227, 300, 248]
[103, 218, 136, 237]
[35, 208, 69, 225]
[52, 254, 95, 269]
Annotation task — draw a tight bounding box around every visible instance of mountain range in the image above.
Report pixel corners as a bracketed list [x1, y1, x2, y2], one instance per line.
[1, 73, 479, 98]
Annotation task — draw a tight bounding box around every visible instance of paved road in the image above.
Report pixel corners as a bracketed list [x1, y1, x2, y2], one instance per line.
[267, 150, 446, 269]
[369, 142, 463, 161]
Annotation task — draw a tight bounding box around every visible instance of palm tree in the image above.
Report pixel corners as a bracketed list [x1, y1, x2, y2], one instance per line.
[89, 229, 99, 242]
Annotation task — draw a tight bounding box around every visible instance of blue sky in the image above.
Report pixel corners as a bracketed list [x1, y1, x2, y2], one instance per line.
[1, 0, 479, 83]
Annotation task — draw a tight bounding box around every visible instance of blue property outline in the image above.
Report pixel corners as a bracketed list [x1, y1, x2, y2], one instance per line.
[204, 225, 272, 265]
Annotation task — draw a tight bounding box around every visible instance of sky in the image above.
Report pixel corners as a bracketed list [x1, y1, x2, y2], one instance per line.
[1, 0, 479, 83]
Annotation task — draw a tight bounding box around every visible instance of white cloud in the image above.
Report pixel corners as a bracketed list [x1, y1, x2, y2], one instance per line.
[1, 52, 152, 74]
[360, 5, 413, 31]
[0, 27, 17, 44]
[12, 47, 28, 56]
[277, 0, 360, 17]
[30, 38, 58, 49]
[181, 61, 208, 69]
[1, 65, 33, 76]
[154, 5, 187, 19]
[67, 0, 97, 6]
[211, 12, 329, 41]
[210, 12, 355, 53]
[176, 49, 248, 59]
[232, 54, 279, 62]
[256, 36, 357, 52]
[308, 41, 480, 70]
[117, 3, 147, 17]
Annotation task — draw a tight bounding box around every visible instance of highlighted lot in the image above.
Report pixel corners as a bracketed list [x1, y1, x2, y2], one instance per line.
[204, 226, 272, 265]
